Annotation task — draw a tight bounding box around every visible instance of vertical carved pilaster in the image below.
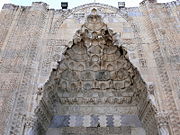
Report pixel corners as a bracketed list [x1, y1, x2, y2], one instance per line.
[147, 83, 158, 108]
[156, 112, 171, 135]
[24, 116, 37, 135]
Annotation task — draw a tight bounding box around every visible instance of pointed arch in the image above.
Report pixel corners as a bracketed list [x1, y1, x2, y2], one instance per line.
[35, 8, 159, 135]
[50, 3, 134, 34]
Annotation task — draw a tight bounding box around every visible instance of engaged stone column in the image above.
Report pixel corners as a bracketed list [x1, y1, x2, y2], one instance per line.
[156, 112, 170, 135]
[147, 83, 157, 107]
[24, 87, 43, 135]
[24, 116, 38, 135]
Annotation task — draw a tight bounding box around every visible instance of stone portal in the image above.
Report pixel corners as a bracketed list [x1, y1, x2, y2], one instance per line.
[35, 9, 158, 135]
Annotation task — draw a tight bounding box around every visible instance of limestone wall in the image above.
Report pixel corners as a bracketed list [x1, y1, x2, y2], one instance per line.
[0, 0, 179, 135]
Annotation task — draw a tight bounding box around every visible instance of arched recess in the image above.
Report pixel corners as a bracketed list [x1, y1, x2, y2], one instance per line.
[34, 9, 158, 135]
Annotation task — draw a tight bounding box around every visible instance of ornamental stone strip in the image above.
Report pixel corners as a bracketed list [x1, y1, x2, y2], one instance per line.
[49, 115, 142, 128]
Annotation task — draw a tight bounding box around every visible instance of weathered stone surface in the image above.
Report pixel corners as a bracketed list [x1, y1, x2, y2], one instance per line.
[34, 8, 157, 135]
[95, 70, 110, 81]
[0, 0, 179, 135]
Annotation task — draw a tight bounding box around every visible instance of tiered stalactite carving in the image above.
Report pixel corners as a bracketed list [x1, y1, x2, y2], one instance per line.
[34, 8, 158, 135]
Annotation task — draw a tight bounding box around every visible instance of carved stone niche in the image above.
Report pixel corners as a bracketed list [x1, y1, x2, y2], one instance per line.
[31, 8, 159, 135]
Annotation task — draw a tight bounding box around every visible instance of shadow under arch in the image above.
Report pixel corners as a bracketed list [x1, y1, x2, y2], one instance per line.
[34, 8, 159, 135]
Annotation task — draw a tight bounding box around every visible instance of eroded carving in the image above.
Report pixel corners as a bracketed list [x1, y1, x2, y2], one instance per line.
[34, 8, 158, 135]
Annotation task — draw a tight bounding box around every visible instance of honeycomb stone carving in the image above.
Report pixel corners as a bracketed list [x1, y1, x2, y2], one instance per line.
[0, 1, 179, 135]
[34, 8, 158, 135]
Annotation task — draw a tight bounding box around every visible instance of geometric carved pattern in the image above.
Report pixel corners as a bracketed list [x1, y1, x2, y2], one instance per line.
[55, 11, 140, 105]
[50, 3, 132, 34]
[35, 8, 158, 135]
[0, 1, 179, 135]
[49, 115, 142, 128]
